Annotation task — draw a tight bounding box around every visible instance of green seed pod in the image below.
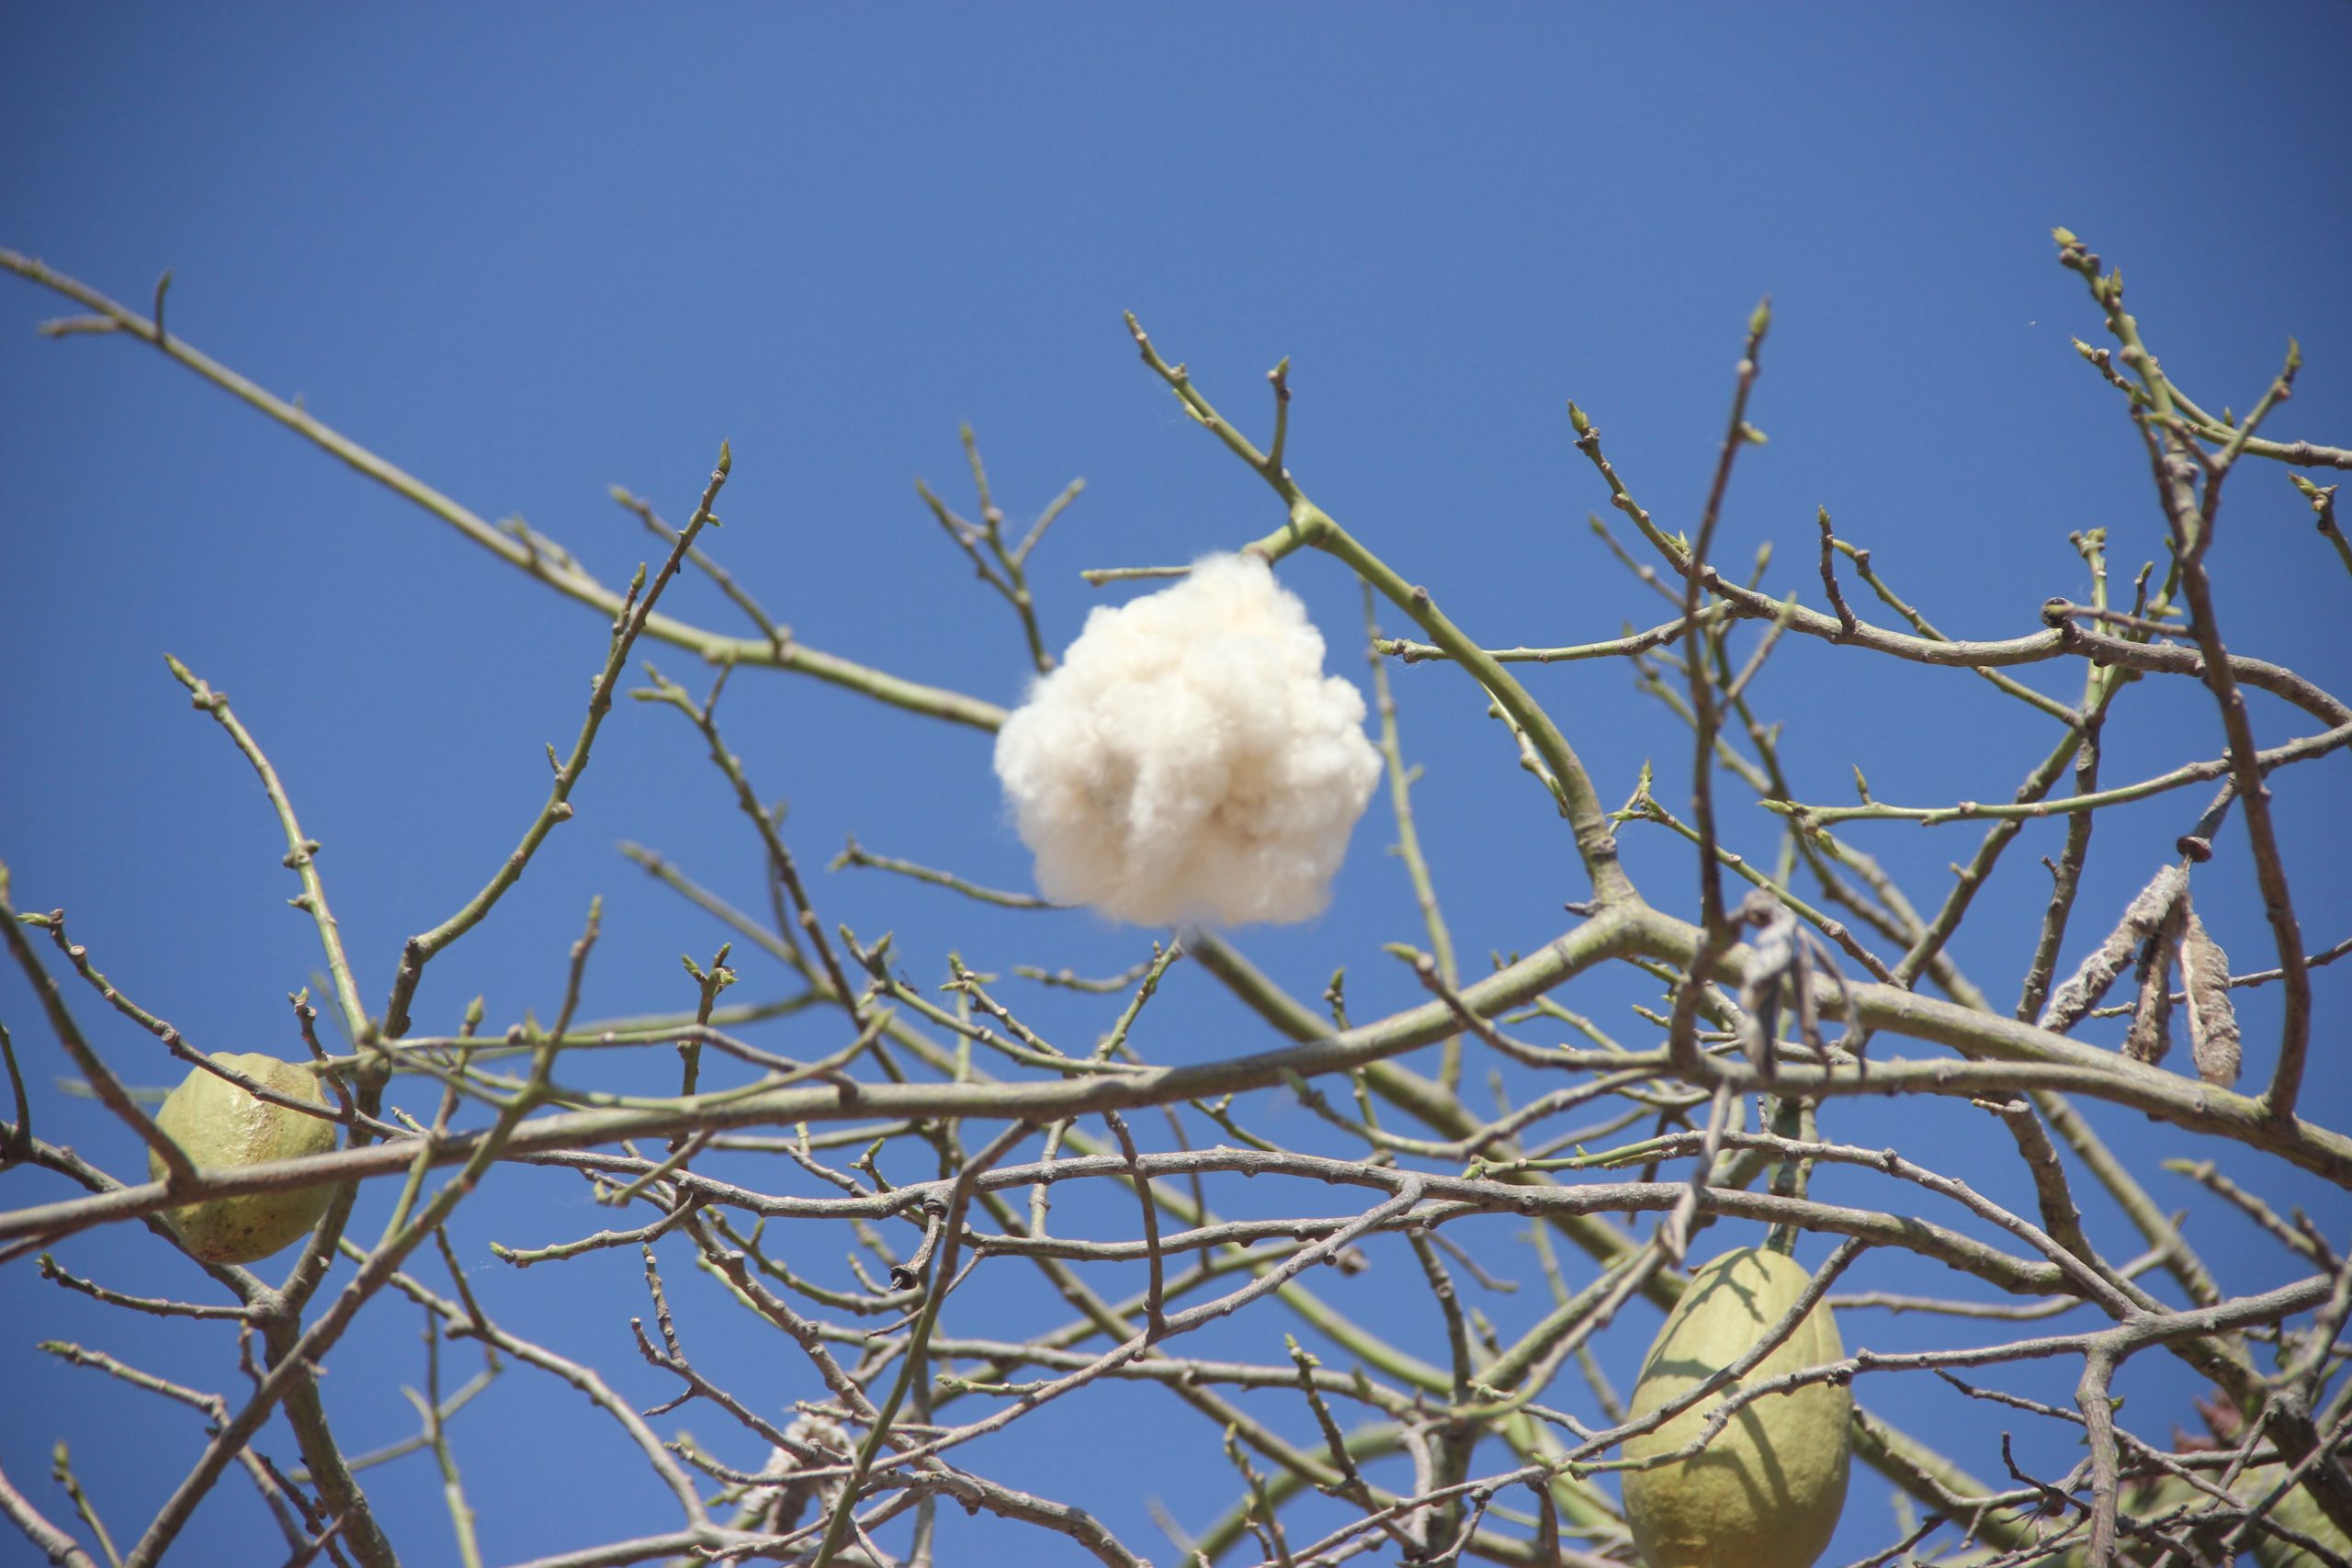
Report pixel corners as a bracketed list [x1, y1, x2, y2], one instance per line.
[2248, 1465, 2352, 1568]
[2126, 1462, 2352, 1567]
[2122, 1473, 2234, 1563]
[149, 1053, 339, 1265]
[1622, 1247, 1851, 1568]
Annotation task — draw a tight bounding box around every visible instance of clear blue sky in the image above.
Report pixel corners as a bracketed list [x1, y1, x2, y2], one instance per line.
[4, 6, 2348, 1565]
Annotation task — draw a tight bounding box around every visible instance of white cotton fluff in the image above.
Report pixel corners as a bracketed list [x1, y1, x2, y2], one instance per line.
[993, 555, 1384, 927]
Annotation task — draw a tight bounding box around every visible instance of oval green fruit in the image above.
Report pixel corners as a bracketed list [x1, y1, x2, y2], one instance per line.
[2246, 1464, 2352, 1568]
[2123, 1473, 2234, 1563]
[149, 1052, 340, 1265]
[1621, 1247, 1851, 1568]
[2128, 1462, 2352, 1567]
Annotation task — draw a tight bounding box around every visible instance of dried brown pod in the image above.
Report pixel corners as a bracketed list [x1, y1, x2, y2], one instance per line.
[2042, 863, 2188, 1035]
[2124, 895, 2188, 1067]
[2180, 908, 2242, 1088]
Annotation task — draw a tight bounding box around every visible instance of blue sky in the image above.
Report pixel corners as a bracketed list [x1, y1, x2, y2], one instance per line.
[4, 6, 2349, 1565]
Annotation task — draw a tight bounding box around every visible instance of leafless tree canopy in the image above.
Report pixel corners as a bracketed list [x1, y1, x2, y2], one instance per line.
[2, 231, 2347, 1568]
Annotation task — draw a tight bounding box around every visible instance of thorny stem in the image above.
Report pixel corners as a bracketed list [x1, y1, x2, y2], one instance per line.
[633, 662, 870, 1040]
[1363, 586, 1464, 1090]
[0, 882, 198, 1190]
[382, 444, 731, 1043]
[0, 250, 1006, 731]
[1125, 311, 1635, 908]
[161, 660, 371, 1043]
[808, 1121, 1032, 1568]
[1681, 298, 1772, 939]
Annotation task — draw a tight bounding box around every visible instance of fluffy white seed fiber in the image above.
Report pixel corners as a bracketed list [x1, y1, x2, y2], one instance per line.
[993, 555, 1383, 927]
